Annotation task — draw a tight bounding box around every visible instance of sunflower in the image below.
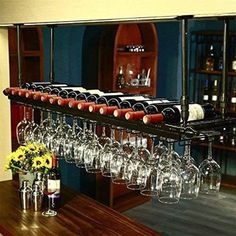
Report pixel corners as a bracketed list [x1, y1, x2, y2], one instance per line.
[32, 156, 45, 169]
[43, 153, 53, 169]
[12, 149, 26, 162]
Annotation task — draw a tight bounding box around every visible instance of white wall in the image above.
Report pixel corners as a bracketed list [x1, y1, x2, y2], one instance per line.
[0, 28, 12, 181]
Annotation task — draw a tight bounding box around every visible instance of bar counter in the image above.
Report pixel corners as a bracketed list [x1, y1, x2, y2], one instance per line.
[0, 180, 161, 236]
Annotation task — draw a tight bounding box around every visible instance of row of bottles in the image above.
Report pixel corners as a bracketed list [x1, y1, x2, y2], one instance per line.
[4, 82, 217, 125]
[204, 44, 236, 72]
[201, 78, 236, 113]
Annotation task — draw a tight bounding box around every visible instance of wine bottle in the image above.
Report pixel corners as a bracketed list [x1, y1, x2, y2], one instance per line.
[229, 82, 236, 113]
[25, 83, 68, 99]
[49, 87, 87, 105]
[46, 156, 61, 210]
[143, 103, 216, 124]
[80, 94, 147, 112]
[111, 96, 151, 117]
[117, 66, 125, 89]
[205, 44, 215, 71]
[33, 84, 69, 100]
[125, 99, 178, 120]
[210, 79, 219, 110]
[89, 92, 130, 112]
[76, 89, 104, 101]
[202, 79, 210, 103]
[98, 95, 150, 116]
[232, 55, 236, 72]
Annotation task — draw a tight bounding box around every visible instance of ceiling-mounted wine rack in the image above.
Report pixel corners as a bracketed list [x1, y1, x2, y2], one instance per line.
[6, 93, 236, 141]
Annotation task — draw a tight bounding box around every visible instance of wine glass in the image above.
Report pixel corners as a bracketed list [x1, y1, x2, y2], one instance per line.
[64, 117, 79, 163]
[158, 139, 182, 204]
[199, 136, 221, 194]
[24, 107, 39, 143]
[122, 130, 135, 157]
[83, 121, 102, 173]
[180, 140, 200, 199]
[126, 131, 147, 190]
[101, 126, 120, 177]
[111, 128, 129, 184]
[42, 177, 57, 217]
[75, 119, 93, 168]
[140, 134, 162, 197]
[16, 106, 31, 145]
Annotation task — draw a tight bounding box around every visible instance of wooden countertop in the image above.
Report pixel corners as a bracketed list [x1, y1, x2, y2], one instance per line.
[0, 180, 161, 236]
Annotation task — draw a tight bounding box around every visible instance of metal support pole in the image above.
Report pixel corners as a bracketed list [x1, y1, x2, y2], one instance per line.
[16, 25, 23, 88]
[180, 17, 189, 127]
[49, 26, 55, 83]
[220, 18, 229, 119]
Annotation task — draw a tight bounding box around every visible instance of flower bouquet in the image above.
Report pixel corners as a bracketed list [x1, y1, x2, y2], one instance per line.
[5, 142, 53, 175]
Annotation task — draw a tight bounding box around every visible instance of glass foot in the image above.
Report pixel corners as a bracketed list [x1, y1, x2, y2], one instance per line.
[42, 209, 57, 217]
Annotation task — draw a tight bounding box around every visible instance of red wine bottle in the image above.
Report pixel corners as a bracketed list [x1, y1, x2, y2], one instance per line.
[125, 99, 177, 120]
[46, 156, 61, 210]
[33, 84, 69, 100]
[143, 103, 216, 124]
[49, 87, 86, 104]
[92, 95, 150, 114]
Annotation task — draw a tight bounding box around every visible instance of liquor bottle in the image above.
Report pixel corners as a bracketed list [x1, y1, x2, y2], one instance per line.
[205, 44, 215, 71]
[229, 82, 236, 113]
[202, 79, 210, 103]
[46, 156, 60, 210]
[217, 46, 223, 71]
[210, 79, 219, 110]
[143, 103, 216, 124]
[117, 66, 125, 89]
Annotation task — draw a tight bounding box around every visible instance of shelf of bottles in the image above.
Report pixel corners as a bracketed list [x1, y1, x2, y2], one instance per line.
[4, 85, 236, 142]
[191, 31, 236, 114]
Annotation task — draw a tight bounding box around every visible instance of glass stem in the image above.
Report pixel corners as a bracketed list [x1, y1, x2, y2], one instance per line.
[102, 126, 106, 137]
[83, 120, 87, 135]
[208, 139, 213, 160]
[110, 127, 115, 142]
[150, 136, 154, 159]
[118, 128, 124, 150]
[72, 117, 76, 134]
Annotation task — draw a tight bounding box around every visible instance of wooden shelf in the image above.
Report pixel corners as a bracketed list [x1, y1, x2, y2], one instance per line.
[116, 51, 156, 58]
[195, 69, 236, 76]
[99, 23, 157, 96]
[193, 142, 236, 153]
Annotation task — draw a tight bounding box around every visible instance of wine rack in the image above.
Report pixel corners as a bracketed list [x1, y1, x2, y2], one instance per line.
[6, 93, 236, 142]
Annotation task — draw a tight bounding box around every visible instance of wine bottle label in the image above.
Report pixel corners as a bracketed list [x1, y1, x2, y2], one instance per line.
[146, 100, 163, 105]
[231, 97, 236, 103]
[232, 60, 236, 71]
[161, 99, 170, 103]
[212, 95, 217, 101]
[119, 96, 147, 101]
[101, 92, 124, 96]
[175, 104, 204, 122]
[86, 89, 103, 94]
[191, 104, 204, 120]
[48, 179, 60, 193]
[203, 95, 209, 101]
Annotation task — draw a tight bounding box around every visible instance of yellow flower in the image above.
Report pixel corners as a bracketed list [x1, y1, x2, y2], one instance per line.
[12, 149, 25, 162]
[32, 156, 45, 169]
[43, 153, 52, 169]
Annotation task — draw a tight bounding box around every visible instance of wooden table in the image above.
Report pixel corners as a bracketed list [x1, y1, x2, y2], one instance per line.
[0, 180, 161, 236]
